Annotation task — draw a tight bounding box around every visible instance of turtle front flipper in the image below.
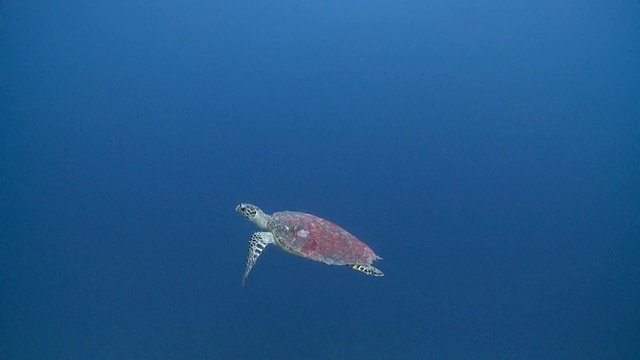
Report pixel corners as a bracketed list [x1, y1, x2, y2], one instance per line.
[350, 264, 384, 277]
[243, 231, 275, 287]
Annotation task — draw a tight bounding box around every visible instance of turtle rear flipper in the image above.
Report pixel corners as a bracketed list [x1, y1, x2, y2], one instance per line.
[350, 264, 384, 277]
[243, 231, 274, 287]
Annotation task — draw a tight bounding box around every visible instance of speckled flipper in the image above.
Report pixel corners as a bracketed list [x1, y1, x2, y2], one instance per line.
[243, 231, 274, 287]
[350, 264, 384, 277]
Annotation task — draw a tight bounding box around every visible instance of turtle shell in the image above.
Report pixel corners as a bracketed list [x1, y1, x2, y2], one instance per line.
[268, 211, 380, 266]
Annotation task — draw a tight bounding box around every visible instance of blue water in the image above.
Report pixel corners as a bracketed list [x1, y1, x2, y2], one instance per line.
[2, 0, 639, 358]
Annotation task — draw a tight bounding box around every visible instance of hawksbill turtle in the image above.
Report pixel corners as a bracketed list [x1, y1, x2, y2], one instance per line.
[236, 203, 384, 286]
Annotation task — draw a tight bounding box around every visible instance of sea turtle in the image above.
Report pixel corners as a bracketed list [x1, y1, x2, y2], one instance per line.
[236, 203, 384, 286]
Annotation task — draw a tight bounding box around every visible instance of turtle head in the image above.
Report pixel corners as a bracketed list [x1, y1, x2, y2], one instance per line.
[235, 203, 270, 229]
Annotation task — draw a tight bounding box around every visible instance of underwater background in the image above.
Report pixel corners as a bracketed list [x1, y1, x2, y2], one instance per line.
[2, 0, 639, 358]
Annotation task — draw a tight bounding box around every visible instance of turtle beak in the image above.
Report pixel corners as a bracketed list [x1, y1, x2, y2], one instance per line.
[236, 203, 259, 219]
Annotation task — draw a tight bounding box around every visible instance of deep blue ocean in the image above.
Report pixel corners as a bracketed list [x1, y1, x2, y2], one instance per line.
[2, 0, 639, 358]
